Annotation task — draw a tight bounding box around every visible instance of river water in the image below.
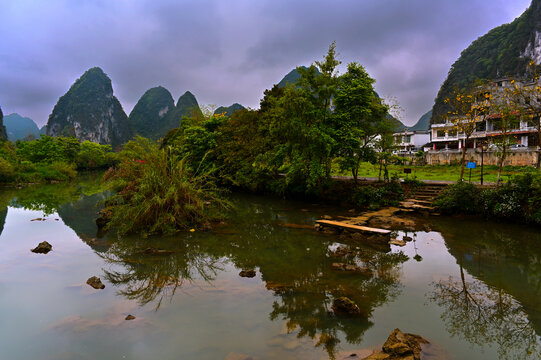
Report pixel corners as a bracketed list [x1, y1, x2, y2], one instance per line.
[0, 176, 540, 359]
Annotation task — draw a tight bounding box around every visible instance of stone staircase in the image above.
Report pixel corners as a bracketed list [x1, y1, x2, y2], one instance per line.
[401, 183, 448, 210]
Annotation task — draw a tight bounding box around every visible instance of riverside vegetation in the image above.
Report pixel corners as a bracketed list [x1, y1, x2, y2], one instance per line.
[4, 43, 541, 235]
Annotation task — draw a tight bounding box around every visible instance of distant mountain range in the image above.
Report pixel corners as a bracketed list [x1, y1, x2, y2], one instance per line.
[408, 110, 431, 132]
[214, 103, 245, 117]
[128, 87, 202, 140]
[3, 113, 40, 141]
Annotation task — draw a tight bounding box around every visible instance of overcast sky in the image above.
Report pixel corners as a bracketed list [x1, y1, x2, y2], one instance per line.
[0, 0, 533, 127]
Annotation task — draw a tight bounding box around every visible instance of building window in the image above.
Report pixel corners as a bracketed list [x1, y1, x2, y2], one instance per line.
[405, 135, 411, 143]
[437, 130, 446, 138]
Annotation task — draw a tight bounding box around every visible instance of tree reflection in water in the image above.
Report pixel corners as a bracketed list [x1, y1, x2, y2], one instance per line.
[99, 237, 225, 310]
[427, 223, 541, 360]
[266, 248, 408, 359]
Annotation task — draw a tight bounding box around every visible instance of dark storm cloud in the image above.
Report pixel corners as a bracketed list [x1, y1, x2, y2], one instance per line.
[0, 0, 531, 126]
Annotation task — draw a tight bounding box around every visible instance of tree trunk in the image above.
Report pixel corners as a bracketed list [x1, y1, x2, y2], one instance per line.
[459, 138, 468, 180]
[537, 126, 541, 169]
[496, 146, 507, 186]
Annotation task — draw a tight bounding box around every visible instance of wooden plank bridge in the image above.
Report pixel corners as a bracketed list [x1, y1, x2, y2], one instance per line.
[315, 220, 391, 235]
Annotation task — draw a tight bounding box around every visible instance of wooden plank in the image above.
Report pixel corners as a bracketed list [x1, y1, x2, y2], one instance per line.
[316, 220, 391, 235]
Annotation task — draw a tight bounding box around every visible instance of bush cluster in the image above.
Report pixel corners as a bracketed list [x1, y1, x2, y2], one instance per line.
[352, 180, 404, 209]
[434, 173, 541, 224]
[0, 136, 118, 183]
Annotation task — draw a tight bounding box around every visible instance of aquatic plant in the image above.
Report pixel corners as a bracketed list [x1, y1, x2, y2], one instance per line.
[103, 136, 229, 236]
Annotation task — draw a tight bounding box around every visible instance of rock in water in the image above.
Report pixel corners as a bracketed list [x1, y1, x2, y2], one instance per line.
[364, 328, 429, 360]
[31, 241, 52, 254]
[125, 315, 136, 320]
[46, 67, 131, 147]
[86, 276, 105, 289]
[239, 270, 257, 278]
[332, 297, 362, 316]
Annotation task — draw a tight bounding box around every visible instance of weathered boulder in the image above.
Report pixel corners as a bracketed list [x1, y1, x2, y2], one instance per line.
[363, 328, 429, 360]
[239, 270, 257, 278]
[332, 297, 362, 316]
[389, 239, 406, 247]
[31, 241, 52, 254]
[96, 207, 113, 229]
[224, 352, 256, 360]
[86, 276, 105, 289]
[125, 314, 136, 320]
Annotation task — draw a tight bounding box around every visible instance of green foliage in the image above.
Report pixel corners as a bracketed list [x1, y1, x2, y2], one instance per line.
[435, 173, 541, 224]
[483, 173, 541, 223]
[16, 136, 80, 163]
[0, 157, 14, 182]
[334, 62, 385, 179]
[76, 141, 117, 169]
[352, 181, 404, 209]
[433, 181, 482, 215]
[0, 136, 118, 184]
[432, 3, 537, 121]
[103, 136, 229, 236]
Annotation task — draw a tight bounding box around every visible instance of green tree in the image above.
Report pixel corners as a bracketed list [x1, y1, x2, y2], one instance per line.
[334, 62, 387, 180]
[266, 42, 341, 192]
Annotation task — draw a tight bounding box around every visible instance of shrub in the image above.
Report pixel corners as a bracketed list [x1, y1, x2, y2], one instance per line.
[0, 157, 14, 182]
[103, 136, 230, 236]
[353, 180, 404, 209]
[433, 181, 481, 215]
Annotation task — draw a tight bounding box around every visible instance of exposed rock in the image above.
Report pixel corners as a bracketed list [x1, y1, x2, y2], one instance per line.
[125, 314, 136, 320]
[95, 207, 113, 229]
[332, 297, 362, 316]
[224, 352, 256, 360]
[31, 241, 52, 254]
[330, 246, 352, 257]
[402, 236, 413, 242]
[137, 248, 174, 255]
[281, 223, 314, 229]
[265, 281, 294, 293]
[363, 328, 429, 360]
[367, 216, 416, 230]
[239, 270, 256, 278]
[332, 263, 373, 275]
[86, 276, 105, 289]
[389, 239, 406, 247]
[30, 218, 45, 221]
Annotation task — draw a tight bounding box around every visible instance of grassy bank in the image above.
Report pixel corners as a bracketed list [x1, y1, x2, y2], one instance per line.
[332, 161, 538, 183]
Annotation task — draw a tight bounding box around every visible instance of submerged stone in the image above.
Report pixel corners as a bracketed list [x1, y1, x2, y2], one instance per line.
[389, 239, 407, 247]
[239, 270, 257, 278]
[125, 314, 136, 320]
[86, 276, 105, 289]
[332, 296, 362, 316]
[31, 241, 52, 254]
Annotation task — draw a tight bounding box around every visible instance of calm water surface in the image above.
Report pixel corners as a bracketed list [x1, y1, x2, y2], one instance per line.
[0, 176, 540, 360]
